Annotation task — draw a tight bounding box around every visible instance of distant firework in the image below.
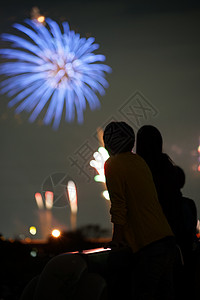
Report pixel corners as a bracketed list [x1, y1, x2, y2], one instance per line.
[67, 180, 77, 230]
[0, 18, 111, 129]
[90, 146, 110, 200]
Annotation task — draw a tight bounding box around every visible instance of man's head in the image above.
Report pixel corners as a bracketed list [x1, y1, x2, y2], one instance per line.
[103, 121, 135, 155]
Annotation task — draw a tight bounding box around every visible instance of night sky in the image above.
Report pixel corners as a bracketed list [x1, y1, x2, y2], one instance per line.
[0, 0, 200, 239]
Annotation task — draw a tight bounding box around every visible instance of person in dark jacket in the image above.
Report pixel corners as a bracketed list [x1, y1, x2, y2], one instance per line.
[136, 125, 182, 241]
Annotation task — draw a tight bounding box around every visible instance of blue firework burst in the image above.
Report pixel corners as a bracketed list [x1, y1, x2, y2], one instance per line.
[0, 18, 111, 129]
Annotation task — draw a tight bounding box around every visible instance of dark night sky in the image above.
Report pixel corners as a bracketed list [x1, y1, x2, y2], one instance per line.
[0, 0, 200, 239]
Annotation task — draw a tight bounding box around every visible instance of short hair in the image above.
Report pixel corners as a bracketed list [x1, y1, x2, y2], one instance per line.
[103, 121, 135, 155]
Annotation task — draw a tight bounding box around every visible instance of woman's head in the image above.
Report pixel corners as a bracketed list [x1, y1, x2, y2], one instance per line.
[103, 121, 135, 155]
[136, 125, 163, 159]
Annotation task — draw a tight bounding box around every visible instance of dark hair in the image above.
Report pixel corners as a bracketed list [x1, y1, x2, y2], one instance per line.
[103, 121, 135, 155]
[136, 125, 163, 159]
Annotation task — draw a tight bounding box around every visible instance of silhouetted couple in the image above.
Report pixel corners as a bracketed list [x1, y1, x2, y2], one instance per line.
[103, 121, 197, 300]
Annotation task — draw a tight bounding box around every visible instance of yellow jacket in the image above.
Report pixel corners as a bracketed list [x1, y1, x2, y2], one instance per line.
[105, 152, 173, 253]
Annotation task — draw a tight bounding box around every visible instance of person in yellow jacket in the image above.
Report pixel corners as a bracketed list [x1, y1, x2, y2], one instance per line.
[103, 121, 176, 300]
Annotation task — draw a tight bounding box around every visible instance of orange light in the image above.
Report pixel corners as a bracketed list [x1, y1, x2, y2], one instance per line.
[24, 237, 31, 243]
[37, 16, 45, 23]
[198, 145, 200, 153]
[51, 229, 61, 238]
[198, 165, 200, 172]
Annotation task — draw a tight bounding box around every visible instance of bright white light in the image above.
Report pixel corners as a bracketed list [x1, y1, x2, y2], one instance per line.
[29, 226, 37, 235]
[102, 190, 110, 201]
[90, 153, 105, 176]
[45, 191, 53, 209]
[67, 181, 77, 213]
[90, 147, 109, 176]
[35, 192, 44, 209]
[90, 146, 110, 200]
[98, 147, 109, 161]
[51, 229, 61, 238]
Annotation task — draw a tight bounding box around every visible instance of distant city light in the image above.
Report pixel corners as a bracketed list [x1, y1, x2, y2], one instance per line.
[29, 226, 37, 235]
[35, 192, 44, 209]
[51, 229, 61, 238]
[45, 191, 54, 209]
[24, 237, 31, 243]
[37, 16, 45, 23]
[30, 250, 37, 257]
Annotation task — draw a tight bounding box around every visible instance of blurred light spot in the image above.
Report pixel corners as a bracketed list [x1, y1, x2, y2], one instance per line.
[30, 250, 37, 257]
[198, 145, 200, 154]
[98, 147, 110, 161]
[90, 147, 109, 177]
[94, 174, 106, 183]
[29, 226, 37, 235]
[103, 190, 110, 201]
[37, 16, 45, 23]
[45, 191, 54, 209]
[198, 165, 200, 172]
[35, 192, 44, 209]
[52, 229, 61, 238]
[67, 181, 77, 213]
[25, 237, 31, 243]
